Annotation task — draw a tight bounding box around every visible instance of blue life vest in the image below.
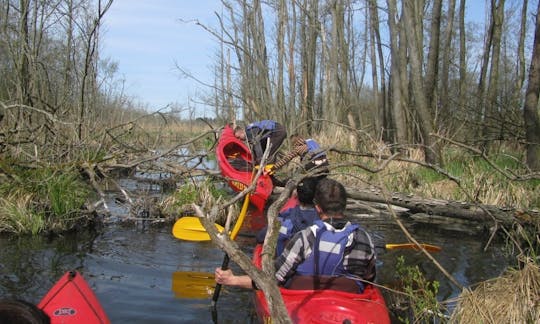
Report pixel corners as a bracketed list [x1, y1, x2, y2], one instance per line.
[277, 206, 318, 255]
[304, 139, 326, 161]
[295, 220, 359, 276]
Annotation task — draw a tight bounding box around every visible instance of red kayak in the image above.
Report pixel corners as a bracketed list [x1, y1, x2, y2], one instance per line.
[252, 244, 390, 323]
[38, 271, 110, 324]
[216, 124, 273, 213]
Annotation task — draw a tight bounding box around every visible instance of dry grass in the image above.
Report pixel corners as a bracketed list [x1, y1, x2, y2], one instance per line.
[0, 194, 45, 235]
[309, 131, 538, 210]
[449, 259, 540, 323]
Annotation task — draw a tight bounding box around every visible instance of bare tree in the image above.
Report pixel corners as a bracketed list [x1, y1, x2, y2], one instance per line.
[402, 1, 439, 164]
[440, 0, 456, 125]
[299, 0, 319, 133]
[386, 0, 408, 148]
[523, 0, 540, 171]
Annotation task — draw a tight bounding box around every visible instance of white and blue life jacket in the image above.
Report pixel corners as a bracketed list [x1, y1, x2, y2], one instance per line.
[295, 220, 359, 277]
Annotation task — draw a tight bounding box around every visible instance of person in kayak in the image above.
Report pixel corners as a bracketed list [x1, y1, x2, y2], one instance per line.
[234, 120, 287, 165]
[215, 178, 377, 293]
[255, 177, 319, 255]
[266, 134, 329, 179]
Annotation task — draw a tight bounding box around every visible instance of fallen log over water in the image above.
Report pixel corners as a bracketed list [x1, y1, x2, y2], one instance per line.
[345, 187, 539, 230]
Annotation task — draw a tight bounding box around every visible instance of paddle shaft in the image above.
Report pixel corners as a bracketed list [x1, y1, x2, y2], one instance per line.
[211, 253, 230, 307]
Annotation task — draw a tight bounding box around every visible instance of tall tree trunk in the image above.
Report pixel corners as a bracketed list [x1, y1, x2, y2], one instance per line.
[458, 0, 467, 123]
[386, 0, 407, 147]
[368, 0, 387, 141]
[287, 0, 296, 129]
[523, 0, 540, 171]
[424, 0, 442, 118]
[477, 0, 496, 146]
[17, 0, 32, 108]
[327, 0, 348, 123]
[516, 0, 528, 91]
[403, 1, 438, 164]
[484, 0, 504, 149]
[300, 0, 318, 134]
[253, 0, 272, 118]
[440, 0, 456, 126]
[276, 0, 286, 121]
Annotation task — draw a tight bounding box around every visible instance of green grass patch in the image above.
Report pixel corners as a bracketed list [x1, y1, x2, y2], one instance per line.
[0, 167, 91, 234]
[160, 179, 229, 217]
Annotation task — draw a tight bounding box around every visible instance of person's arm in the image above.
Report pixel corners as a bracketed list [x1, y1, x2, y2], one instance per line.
[274, 230, 309, 284]
[346, 229, 377, 282]
[269, 141, 308, 173]
[214, 268, 254, 289]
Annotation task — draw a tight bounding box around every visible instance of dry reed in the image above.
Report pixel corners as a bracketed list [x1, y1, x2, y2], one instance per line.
[450, 258, 540, 323]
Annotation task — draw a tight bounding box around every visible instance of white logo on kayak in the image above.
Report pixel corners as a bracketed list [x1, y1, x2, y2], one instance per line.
[53, 307, 76, 316]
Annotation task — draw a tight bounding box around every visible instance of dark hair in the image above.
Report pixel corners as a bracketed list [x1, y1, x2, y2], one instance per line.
[296, 177, 317, 205]
[0, 299, 50, 324]
[314, 178, 346, 215]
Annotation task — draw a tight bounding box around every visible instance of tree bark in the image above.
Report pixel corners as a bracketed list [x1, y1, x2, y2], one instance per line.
[440, 0, 456, 125]
[517, 0, 529, 91]
[402, 1, 439, 164]
[300, 0, 319, 134]
[386, 0, 408, 147]
[524, 0, 540, 171]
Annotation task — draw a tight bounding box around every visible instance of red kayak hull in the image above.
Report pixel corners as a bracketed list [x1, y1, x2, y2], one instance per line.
[38, 271, 110, 324]
[216, 125, 273, 213]
[252, 244, 390, 324]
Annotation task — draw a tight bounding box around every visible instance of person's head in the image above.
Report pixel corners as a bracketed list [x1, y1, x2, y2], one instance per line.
[314, 178, 347, 217]
[234, 126, 246, 140]
[296, 177, 317, 206]
[0, 299, 50, 324]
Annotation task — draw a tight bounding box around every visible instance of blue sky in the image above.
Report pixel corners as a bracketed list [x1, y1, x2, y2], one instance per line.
[102, 1, 492, 116]
[102, 1, 220, 114]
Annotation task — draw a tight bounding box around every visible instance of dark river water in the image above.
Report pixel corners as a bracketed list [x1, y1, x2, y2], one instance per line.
[0, 169, 514, 323]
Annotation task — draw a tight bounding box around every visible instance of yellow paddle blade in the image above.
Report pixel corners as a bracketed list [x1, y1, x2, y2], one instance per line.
[171, 271, 215, 299]
[385, 243, 442, 252]
[172, 217, 225, 241]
